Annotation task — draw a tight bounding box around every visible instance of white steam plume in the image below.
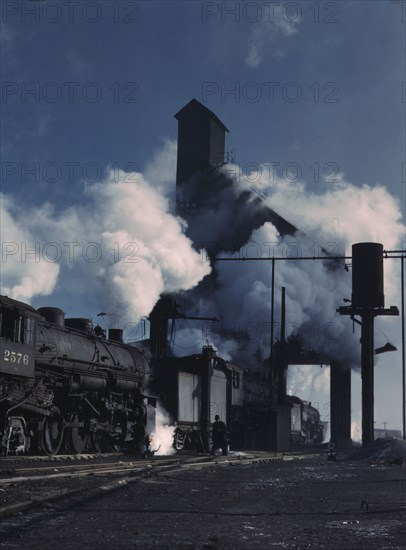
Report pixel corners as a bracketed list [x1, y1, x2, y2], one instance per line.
[1, 194, 60, 301]
[150, 405, 176, 456]
[1, 142, 211, 322]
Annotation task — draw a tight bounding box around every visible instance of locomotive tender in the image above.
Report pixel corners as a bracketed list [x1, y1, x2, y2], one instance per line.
[151, 346, 326, 451]
[0, 295, 155, 455]
[151, 345, 244, 452]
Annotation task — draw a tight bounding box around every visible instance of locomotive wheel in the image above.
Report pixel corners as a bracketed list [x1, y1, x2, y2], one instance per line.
[90, 430, 111, 453]
[66, 412, 87, 454]
[174, 428, 186, 451]
[41, 408, 64, 455]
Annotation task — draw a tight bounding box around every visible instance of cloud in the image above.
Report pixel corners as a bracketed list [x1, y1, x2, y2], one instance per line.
[245, 5, 300, 68]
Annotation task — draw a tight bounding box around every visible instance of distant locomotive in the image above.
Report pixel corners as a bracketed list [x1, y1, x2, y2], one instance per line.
[0, 295, 155, 456]
[288, 395, 326, 446]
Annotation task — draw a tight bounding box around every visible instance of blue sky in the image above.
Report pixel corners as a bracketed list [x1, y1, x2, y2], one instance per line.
[1, 0, 404, 209]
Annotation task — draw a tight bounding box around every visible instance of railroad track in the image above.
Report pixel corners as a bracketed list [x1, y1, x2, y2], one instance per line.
[0, 456, 181, 485]
[0, 451, 310, 522]
[0, 453, 292, 487]
[0, 450, 324, 483]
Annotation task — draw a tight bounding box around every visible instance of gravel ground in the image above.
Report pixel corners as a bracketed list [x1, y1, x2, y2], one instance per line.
[0, 455, 405, 550]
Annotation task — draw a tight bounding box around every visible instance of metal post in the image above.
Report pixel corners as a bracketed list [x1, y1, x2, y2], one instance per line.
[361, 311, 375, 447]
[269, 258, 275, 450]
[201, 348, 212, 452]
[270, 258, 275, 404]
[277, 287, 286, 405]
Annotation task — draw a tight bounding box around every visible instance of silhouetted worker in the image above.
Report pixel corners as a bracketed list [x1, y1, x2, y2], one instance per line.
[211, 415, 227, 456]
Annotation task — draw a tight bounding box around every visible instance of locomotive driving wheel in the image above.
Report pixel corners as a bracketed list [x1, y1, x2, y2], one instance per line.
[174, 428, 186, 451]
[40, 407, 64, 455]
[89, 430, 110, 453]
[66, 412, 87, 454]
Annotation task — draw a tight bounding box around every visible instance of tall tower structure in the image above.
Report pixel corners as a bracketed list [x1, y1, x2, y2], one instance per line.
[338, 242, 399, 447]
[175, 98, 229, 195]
[174, 98, 296, 250]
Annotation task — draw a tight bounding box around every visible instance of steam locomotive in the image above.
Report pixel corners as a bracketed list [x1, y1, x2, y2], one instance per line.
[0, 295, 155, 456]
[288, 395, 326, 447]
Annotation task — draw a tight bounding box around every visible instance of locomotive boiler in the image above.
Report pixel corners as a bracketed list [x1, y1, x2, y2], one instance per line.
[0, 295, 155, 455]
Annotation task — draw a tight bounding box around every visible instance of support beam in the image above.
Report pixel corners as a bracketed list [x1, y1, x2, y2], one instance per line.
[361, 311, 374, 447]
[338, 305, 399, 447]
[330, 361, 351, 448]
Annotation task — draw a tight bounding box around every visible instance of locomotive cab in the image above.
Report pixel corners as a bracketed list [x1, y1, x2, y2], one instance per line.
[0, 296, 40, 378]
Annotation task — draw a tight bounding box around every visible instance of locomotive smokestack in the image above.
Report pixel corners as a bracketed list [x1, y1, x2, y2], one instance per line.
[108, 329, 124, 343]
[37, 307, 65, 326]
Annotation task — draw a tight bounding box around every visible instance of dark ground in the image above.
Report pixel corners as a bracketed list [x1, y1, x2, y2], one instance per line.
[0, 454, 405, 550]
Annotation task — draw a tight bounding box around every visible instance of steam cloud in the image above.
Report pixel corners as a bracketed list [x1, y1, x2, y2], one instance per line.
[1, 194, 60, 301]
[0, 140, 211, 322]
[172, 164, 404, 374]
[150, 405, 176, 456]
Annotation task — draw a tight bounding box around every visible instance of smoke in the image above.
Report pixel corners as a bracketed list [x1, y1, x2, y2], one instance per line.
[173, 164, 405, 374]
[0, 141, 211, 323]
[351, 421, 362, 443]
[150, 405, 175, 456]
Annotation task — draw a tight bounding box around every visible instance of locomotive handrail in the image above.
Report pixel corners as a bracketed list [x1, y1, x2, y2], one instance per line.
[51, 355, 136, 373]
[5, 379, 44, 417]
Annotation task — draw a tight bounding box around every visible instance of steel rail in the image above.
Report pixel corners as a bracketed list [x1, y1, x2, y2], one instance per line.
[0, 452, 295, 520]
